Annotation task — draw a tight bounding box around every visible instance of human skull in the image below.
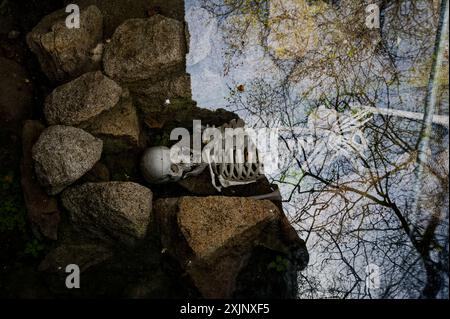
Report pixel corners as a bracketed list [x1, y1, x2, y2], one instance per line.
[140, 146, 183, 184]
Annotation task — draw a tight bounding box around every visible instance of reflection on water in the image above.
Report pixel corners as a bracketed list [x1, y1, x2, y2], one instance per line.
[186, 0, 450, 299]
[186, 0, 277, 109]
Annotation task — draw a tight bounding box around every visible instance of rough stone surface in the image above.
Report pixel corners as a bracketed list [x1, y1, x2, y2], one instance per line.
[32, 125, 103, 195]
[177, 197, 278, 259]
[26, 5, 103, 82]
[82, 89, 140, 153]
[103, 15, 186, 83]
[153, 196, 305, 298]
[20, 120, 60, 240]
[44, 71, 122, 126]
[61, 182, 153, 245]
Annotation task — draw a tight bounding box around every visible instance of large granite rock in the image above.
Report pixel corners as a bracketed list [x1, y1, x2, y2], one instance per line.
[103, 15, 186, 82]
[44, 71, 122, 126]
[103, 14, 190, 114]
[153, 196, 308, 298]
[176, 197, 278, 259]
[61, 182, 152, 246]
[44, 72, 139, 153]
[20, 121, 60, 240]
[26, 5, 103, 82]
[32, 125, 103, 195]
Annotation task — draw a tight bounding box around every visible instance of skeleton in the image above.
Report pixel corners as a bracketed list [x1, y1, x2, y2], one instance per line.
[203, 118, 265, 191]
[141, 119, 272, 195]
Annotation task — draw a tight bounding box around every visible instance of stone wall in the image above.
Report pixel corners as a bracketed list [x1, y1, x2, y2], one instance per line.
[6, 1, 309, 298]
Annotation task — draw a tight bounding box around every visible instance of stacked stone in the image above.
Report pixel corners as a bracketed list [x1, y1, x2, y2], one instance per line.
[23, 5, 308, 298]
[25, 6, 152, 247]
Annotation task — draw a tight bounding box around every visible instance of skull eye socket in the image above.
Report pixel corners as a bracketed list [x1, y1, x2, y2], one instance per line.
[170, 164, 179, 173]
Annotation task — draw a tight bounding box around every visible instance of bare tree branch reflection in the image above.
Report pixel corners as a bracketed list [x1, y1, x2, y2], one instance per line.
[201, 0, 449, 298]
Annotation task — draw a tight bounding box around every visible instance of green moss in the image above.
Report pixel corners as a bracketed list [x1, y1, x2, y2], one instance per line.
[268, 255, 289, 273]
[23, 239, 46, 258]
